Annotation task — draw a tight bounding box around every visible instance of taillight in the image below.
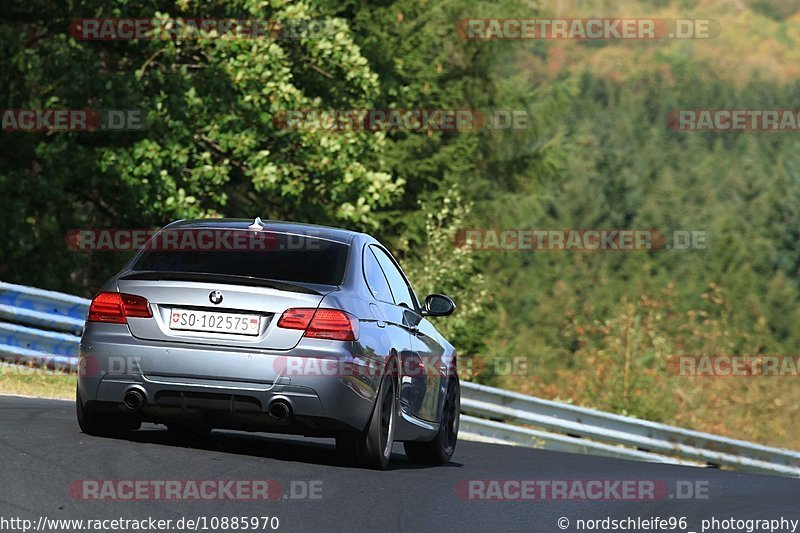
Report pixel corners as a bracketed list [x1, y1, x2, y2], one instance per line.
[277, 308, 359, 341]
[276, 308, 316, 330]
[88, 292, 153, 324]
[306, 309, 359, 341]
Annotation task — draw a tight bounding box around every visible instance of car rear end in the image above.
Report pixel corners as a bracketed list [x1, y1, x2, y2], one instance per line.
[77, 221, 379, 436]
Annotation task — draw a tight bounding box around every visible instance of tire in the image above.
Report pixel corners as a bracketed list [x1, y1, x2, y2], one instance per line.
[76, 388, 140, 437]
[336, 365, 397, 469]
[404, 378, 460, 465]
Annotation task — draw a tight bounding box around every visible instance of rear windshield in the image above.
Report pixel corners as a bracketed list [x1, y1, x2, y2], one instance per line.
[130, 229, 349, 286]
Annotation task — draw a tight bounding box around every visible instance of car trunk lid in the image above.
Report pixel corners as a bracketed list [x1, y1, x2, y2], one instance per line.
[117, 272, 334, 351]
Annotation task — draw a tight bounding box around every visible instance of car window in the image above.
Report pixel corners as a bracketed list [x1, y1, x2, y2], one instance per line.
[131, 230, 348, 286]
[363, 247, 394, 303]
[370, 245, 416, 310]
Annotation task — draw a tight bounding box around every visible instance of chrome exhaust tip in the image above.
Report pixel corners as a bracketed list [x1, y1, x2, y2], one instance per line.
[268, 399, 291, 420]
[123, 388, 145, 411]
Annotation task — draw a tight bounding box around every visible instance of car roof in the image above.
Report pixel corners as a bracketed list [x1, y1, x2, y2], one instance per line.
[163, 218, 360, 244]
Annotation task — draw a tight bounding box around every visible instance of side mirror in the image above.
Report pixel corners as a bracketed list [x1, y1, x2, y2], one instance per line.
[422, 293, 456, 317]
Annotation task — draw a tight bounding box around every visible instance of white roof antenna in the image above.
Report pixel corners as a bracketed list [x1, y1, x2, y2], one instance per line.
[248, 217, 265, 230]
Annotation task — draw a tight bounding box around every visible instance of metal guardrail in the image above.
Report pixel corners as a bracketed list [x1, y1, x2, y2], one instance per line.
[1, 281, 798, 477]
[458, 381, 800, 477]
[459, 415, 702, 467]
[0, 282, 88, 370]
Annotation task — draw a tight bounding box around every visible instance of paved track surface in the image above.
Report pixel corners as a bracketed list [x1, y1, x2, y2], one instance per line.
[1, 395, 798, 533]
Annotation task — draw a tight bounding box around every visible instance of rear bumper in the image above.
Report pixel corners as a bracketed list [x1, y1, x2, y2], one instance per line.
[78, 324, 383, 434]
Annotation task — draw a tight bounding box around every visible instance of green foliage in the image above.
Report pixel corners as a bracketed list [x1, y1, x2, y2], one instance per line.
[1, 0, 401, 293]
[483, 65, 800, 447]
[319, 0, 563, 361]
[401, 187, 491, 361]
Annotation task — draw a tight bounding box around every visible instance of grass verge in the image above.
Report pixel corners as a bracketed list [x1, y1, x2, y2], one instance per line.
[0, 364, 75, 400]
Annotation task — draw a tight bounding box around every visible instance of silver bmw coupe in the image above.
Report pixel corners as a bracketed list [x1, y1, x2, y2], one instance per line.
[76, 218, 460, 469]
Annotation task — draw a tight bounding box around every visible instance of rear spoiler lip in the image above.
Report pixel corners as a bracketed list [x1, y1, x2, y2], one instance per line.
[117, 270, 332, 296]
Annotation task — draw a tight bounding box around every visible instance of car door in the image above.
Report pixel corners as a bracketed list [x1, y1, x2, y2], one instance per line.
[370, 245, 446, 423]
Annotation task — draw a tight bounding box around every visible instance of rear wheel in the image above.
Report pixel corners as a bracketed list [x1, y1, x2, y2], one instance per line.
[404, 378, 460, 465]
[76, 388, 140, 437]
[336, 367, 397, 469]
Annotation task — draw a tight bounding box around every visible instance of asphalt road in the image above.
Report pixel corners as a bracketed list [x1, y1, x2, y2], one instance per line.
[1, 395, 799, 533]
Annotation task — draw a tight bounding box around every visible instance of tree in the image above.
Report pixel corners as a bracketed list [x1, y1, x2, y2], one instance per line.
[0, 0, 401, 293]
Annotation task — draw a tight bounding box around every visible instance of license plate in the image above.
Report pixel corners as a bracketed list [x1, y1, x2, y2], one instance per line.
[169, 308, 261, 336]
